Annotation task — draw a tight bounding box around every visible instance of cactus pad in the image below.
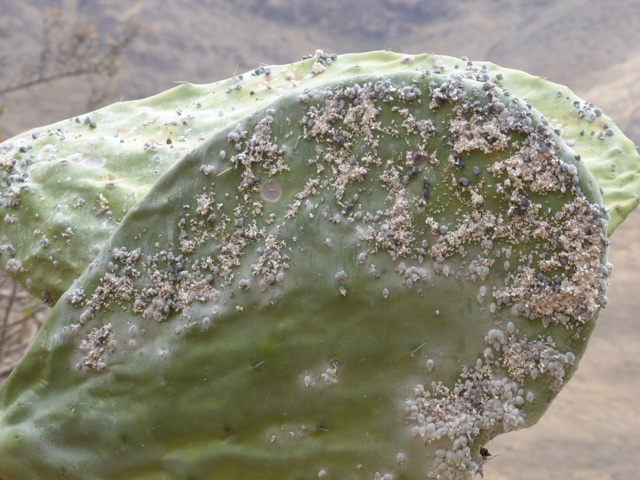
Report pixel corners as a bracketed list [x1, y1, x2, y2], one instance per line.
[0, 51, 637, 480]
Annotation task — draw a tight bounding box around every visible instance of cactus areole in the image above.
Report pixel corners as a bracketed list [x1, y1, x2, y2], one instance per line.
[0, 51, 638, 480]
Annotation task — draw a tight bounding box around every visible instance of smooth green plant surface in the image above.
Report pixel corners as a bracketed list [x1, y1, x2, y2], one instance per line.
[0, 50, 637, 480]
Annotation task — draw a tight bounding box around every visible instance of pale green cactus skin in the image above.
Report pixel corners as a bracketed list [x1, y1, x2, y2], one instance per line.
[1, 51, 637, 303]
[0, 51, 637, 480]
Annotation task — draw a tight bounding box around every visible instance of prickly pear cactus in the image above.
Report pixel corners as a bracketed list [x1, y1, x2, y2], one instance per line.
[0, 51, 638, 480]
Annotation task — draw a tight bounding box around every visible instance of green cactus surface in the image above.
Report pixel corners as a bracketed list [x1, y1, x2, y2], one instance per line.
[1, 51, 637, 303]
[0, 50, 637, 480]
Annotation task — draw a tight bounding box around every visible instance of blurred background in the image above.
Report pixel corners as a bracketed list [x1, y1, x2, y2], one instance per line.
[0, 1, 638, 478]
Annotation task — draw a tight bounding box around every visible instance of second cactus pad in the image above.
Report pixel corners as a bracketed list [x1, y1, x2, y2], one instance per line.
[0, 52, 613, 479]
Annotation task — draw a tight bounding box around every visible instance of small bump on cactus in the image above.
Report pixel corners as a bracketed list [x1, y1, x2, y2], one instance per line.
[0, 50, 637, 480]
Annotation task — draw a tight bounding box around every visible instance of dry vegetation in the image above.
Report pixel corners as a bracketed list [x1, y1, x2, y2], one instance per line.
[0, 273, 49, 383]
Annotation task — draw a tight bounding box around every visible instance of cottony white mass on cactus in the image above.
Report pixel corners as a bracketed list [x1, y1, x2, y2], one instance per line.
[0, 51, 638, 480]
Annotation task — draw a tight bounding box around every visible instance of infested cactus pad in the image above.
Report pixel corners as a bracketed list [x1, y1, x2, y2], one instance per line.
[0, 51, 636, 303]
[0, 51, 637, 480]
